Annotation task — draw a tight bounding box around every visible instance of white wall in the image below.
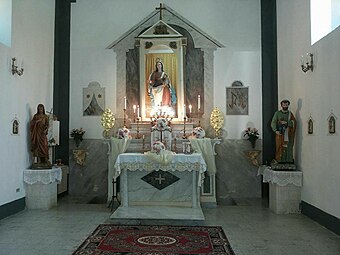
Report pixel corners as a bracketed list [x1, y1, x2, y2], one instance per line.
[70, 0, 261, 139]
[0, 0, 55, 206]
[277, 0, 340, 218]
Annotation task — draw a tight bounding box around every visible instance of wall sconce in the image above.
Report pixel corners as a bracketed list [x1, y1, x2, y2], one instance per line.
[11, 57, 24, 76]
[301, 53, 313, 73]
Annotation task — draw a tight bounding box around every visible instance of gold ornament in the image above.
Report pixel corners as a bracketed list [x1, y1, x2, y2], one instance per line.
[101, 109, 115, 138]
[210, 107, 224, 138]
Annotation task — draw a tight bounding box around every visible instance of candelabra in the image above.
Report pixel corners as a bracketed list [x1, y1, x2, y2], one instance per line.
[183, 117, 187, 139]
[301, 53, 314, 73]
[142, 135, 145, 152]
[136, 117, 141, 139]
[172, 136, 177, 152]
[123, 109, 126, 127]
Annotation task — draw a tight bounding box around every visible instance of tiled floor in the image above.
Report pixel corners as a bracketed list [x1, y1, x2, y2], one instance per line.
[0, 196, 339, 255]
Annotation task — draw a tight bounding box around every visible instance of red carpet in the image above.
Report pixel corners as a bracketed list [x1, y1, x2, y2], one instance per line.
[72, 224, 236, 254]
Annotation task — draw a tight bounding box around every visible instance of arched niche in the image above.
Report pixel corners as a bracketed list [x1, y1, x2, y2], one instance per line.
[138, 37, 186, 120]
[107, 4, 223, 126]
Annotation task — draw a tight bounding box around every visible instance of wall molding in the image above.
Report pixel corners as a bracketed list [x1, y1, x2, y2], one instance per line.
[0, 198, 25, 220]
[301, 201, 340, 236]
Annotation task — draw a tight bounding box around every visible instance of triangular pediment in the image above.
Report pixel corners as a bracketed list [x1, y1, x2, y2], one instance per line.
[106, 4, 224, 49]
[138, 20, 183, 38]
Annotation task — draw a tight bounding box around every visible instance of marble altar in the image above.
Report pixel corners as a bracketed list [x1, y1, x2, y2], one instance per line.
[111, 153, 206, 220]
[105, 136, 220, 208]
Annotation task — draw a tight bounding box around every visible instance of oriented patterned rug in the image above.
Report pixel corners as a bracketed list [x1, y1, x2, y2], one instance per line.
[72, 224, 236, 254]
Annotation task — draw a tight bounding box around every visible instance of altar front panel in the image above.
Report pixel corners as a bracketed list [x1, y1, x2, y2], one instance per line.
[112, 153, 206, 220]
[125, 169, 197, 207]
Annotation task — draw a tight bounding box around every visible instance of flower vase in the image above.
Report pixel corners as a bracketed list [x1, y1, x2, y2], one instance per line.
[248, 137, 257, 148]
[75, 138, 81, 147]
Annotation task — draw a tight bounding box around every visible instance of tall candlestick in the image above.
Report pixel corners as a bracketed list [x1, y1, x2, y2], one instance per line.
[124, 96, 127, 110]
[198, 95, 201, 111]
[137, 105, 140, 118]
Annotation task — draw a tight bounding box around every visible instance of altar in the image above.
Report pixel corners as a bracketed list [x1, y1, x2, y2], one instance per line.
[110, 153, 206, 220]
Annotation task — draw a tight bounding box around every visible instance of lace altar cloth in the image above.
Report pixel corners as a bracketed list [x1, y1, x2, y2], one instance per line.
[23, 167, 62, 185]
[258, 165, 302, 187]
[114, 153, 206, 186]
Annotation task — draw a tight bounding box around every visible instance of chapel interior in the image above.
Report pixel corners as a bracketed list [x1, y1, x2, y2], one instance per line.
[0, 0, 340, 254]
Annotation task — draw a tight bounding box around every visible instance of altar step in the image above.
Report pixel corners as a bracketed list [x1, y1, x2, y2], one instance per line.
[110, 205, 205, 221]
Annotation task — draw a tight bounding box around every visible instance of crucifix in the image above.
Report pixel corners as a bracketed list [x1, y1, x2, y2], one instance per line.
[156, 3, 166, 20]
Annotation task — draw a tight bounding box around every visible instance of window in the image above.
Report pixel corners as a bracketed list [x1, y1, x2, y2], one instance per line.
[311, 0, 340, 44]
[0, 0, 11, 47]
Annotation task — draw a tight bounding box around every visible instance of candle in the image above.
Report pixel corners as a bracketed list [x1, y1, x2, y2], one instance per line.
[183, 104, 186, 117]
[301, 56, 304, 65]
[133, 105, 136, 113]
[137, 105, 140, 118]
[189, 104, 192, 113]
[124, 96, 127, 110]
[198, 95, 201, 110]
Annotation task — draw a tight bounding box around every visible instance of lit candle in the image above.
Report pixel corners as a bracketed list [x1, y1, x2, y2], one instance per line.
[183, 104, 186, 117]
[124, 96, 127, 110]
[137, 105, 140, 118]
[198, 95, 201, 111]
[189, 104, 192, 113]
[133, 105, 136, 113]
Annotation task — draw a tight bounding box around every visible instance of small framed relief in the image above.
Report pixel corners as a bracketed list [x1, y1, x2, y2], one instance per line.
[226, 81, 248, 115]
[83, 81, 105, 116]
[327, 111, 337, 135]
[11, 116, 20, 135]
[307, 115, 314, 135]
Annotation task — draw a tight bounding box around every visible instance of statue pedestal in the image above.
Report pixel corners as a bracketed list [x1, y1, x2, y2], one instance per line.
[258, 166, 302, 214]
[23, 168, 62, 210]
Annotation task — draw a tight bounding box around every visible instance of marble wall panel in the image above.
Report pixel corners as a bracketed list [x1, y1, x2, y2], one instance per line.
[68, 139, 108, 203]
[69, 138, 262, 205]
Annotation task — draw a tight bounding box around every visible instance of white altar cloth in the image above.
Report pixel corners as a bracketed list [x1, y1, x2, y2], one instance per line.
[114, 152, 206, 186]
[111, 153, 206, 220]
[258, 165, 302, 187]
[258, 165, 302, 214]
[23, 167, 62, 185]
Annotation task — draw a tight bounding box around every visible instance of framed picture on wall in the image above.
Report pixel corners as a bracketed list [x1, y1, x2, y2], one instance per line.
[226, 81, 248, 115]
[327, 111, 337, 135]
[307, 115, 314, 135]
[11, 116, 20, 135]
[83, 81, 105, 116]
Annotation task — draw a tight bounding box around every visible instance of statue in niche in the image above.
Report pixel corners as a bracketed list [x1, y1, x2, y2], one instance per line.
[147, 59, 177, 116]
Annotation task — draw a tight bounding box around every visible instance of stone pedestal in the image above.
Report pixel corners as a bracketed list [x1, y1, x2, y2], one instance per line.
[269, 183, 302, 214]
[57, 165, 69, 195]
[25, 182, 58, 209]
[258, 165, 302, 214]
[23, 168, 62, 210]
